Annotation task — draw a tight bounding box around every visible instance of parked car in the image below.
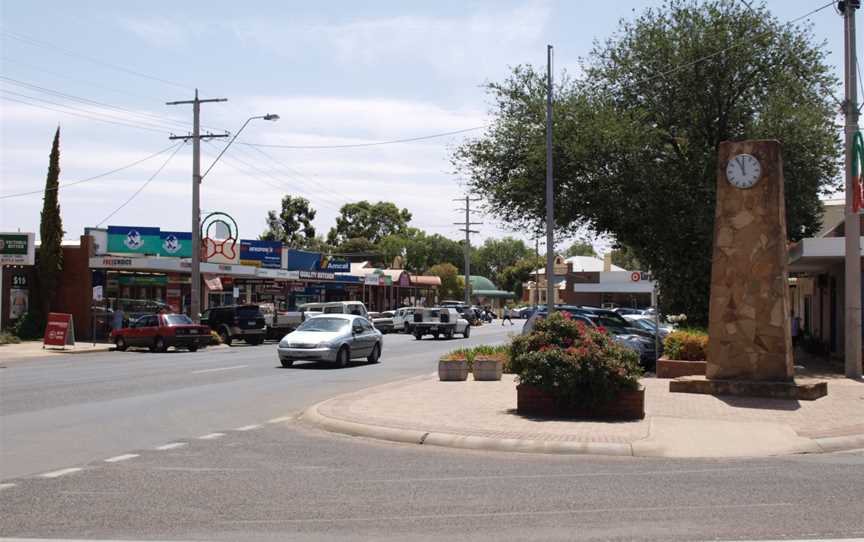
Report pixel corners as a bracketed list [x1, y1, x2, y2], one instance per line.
[298, 302, 325, 321]
[367, 311, 395, 334]
[412, 307, 471, 339]
[613, 307, 646, 316]
[392, 306, 420, 333]
[200, 304, 266, 346]
[521, 309, 658, 367]
[321, 301, 368, 318]
[624, 316, 671, 340]
[459, 306, 482, 326]
[624, 314, 675, 334]
[259, 302, 303, 340]
[111, 313, 210, 352]
[277, 314, 382, 368]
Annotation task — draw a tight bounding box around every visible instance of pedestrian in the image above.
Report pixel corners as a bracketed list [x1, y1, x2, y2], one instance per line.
[502, 304, 513, 326]
[791, 313, 801, 348]
[112, 306, 126, 331]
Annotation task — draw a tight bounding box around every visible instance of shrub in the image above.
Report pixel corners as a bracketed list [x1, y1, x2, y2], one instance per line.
[511, 312, 643, 408]
[12, 311, 46, 340]
[442, 344, 509, 371]
[209, 330, 223, 345]
[662, 329, 708, 361]
[0, 330, 21, 345]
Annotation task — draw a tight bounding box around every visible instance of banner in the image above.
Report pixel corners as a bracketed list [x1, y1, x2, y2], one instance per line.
[107, 226, 162, 254]
[240, 240, 282, 268]
[159, 231, 192, 257]
[44, 312, 75, 347]
[0, 232, 35, 265]
[286, 249, 350, 272]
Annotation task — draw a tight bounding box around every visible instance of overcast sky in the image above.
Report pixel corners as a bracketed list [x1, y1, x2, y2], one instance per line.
[0, 0, 852, 253]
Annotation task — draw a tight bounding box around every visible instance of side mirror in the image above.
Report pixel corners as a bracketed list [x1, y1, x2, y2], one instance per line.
[353, 326, 363, 334]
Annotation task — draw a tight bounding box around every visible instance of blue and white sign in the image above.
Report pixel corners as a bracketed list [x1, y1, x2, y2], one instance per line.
[159, 231, 192, 257]
[240, 240, 282, 269]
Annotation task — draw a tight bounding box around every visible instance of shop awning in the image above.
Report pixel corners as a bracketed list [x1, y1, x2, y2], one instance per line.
[472, 289, 515, 299]
[410, 275, 441, 286]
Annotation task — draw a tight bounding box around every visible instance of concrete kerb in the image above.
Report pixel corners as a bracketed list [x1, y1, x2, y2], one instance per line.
[300, 375, 864, 459]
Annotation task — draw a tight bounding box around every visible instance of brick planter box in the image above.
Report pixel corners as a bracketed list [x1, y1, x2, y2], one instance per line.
[438, 358, 469, 381]
[516, 384, 645, 420]
[473, 355, 505, 381]
[656, 357, 707, 379]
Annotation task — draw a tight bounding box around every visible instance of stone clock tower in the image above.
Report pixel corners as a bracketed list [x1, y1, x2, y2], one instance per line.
[707, 140, 793, 381]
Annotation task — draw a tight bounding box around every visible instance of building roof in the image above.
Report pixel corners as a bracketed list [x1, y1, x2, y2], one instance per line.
[461, 275, 516, 298]
[533, 255, 626, 275]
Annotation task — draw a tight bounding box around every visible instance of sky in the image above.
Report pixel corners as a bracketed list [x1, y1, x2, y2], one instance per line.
[0, 0, 855, 254]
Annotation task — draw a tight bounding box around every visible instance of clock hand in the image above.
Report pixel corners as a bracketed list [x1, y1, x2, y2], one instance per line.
[739, 157, 746, 177]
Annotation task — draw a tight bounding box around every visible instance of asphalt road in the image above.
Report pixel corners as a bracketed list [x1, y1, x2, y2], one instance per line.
[2, 322, 864, 541]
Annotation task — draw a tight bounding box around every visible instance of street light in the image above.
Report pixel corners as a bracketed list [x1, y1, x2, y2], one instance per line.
[201, 114, 280, 180]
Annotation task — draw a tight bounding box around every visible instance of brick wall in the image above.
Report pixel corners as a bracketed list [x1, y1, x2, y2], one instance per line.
[53, 234, 94, 340]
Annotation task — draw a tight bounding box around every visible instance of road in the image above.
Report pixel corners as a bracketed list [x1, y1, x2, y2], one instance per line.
[2, 323, 864, 541]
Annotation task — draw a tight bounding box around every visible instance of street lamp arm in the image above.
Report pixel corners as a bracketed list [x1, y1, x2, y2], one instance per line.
[201, 114, 278, 181]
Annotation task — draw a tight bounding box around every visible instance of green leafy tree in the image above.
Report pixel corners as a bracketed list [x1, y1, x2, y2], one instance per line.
[564, 242, 596, 258]
[427, 263, 464, 301]
[377, 229, 464, 273]
[261, 195, 317, 248]
[335, 237, 378, 261]
[473, 237, 531, 286]
[327, 201, 412, 246]
[37, 127, 64, 318]
[610, 244, 641, 271]
[453, 0, 839, 324]
[498, 256, 544, 300]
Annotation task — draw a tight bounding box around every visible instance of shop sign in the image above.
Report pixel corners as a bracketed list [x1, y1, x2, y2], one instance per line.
[92, 285, 103, 301]
[107, 226, 162, 254]
[201, 212, 240, 264]
[298, 270, 335, 281]
[286, 249, 348, 272]
[204, 276, 223, 291]
[0, 232, 35, 265]
[117, 275, 168, 286]
[9, 287, 28, 319]
[159, 231, 192, 258]
[319, 254, 350, 272]
[167, 273, 191, 284]
[12, 274, 28, 287]
[44, 312, 75, 347]
[240, 240, 282, 269]
[100, 257, 134, 267]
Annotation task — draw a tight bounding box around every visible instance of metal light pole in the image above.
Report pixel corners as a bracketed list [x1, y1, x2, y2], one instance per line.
[843, 0, 863, 379]
[201, 114, 280, 180]
[545, 44, 555, 313]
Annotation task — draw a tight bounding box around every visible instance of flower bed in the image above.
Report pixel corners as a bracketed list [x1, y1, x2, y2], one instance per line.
[656, 329, 708, 379]
[439, 345, 509, 381]
[510, 312, 644, 419]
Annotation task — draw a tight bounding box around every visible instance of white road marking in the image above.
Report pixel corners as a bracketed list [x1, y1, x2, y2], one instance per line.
[235, 424, 261, 431]
[155, 442, 187, 450]
[104, 454, 139, 463]
[40, 467, 83, 478]
[0, 482, 16, 490]
[198, 432, 225, 440]
[191, 364, 247, 374]
[267, 415, 294, 424]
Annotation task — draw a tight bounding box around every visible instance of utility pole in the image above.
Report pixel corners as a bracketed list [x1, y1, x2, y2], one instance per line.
[534, 237, 540, 307]
[167, 90, 228, 323]
[454, 195, 482, 305]
[842, 0, 863, 379]
[545, 44, 556, 313]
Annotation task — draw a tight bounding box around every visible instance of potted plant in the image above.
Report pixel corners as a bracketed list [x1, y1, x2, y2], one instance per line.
[656, 329, 708, 378]
[439, 348, 470, 381]
[472, 345, 508, 381]
[511, 312, 645, 420]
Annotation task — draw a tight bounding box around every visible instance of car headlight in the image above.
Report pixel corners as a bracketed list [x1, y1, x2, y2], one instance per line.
[279, 338, 290, 347]
[317, 341, 333, 349]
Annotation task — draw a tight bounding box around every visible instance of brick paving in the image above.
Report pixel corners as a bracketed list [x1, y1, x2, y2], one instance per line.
[318, 373, 864, 445]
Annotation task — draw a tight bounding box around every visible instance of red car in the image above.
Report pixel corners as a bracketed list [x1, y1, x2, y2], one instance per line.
[111, 313, 210, 352]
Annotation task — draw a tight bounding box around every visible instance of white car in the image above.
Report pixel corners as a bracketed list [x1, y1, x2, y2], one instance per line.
[623, 314, 674, 334]
[277, 314, 382, 368]
[412, 307, 471, 340]
[392, 306, 420, 333]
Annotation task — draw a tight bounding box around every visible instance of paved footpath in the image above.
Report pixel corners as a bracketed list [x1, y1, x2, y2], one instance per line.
[0, 340, 113, 361]
[305, 372, 864, 458]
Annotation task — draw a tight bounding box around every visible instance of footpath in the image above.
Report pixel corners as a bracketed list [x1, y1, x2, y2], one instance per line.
[0, 340, 113, 362]
[302, 372, 864, 458]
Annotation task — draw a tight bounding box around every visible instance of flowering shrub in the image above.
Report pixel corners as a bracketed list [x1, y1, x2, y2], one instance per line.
[510, 312, 642, 408]
[662, 329, 708, 360]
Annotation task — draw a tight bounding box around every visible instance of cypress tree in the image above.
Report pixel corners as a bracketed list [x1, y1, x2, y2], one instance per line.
[37, 126, 64, 316]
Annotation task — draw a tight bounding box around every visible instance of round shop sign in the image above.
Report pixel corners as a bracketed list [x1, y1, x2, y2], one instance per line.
[630, 272, 641, 282]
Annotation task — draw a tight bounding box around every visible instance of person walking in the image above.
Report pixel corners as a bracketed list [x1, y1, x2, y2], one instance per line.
[791, 313, 801, 348]
[502, 304, 513, 326]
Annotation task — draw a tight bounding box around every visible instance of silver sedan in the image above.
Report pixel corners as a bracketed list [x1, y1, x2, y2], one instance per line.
[277, 314, 382, 368]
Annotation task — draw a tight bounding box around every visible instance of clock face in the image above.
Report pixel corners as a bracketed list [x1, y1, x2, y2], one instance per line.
[725, 153, 762, 189]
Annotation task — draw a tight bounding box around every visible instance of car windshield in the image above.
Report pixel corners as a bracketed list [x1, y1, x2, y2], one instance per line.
[633, 319, 657, 331]
[297, 317, 349, 332]
[237, 306, 263, 318]
[164, 314, 192, 326]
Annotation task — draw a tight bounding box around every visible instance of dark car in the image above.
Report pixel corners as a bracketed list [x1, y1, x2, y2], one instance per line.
[111, 313, 210, 352]
[200, 304, 266, 346]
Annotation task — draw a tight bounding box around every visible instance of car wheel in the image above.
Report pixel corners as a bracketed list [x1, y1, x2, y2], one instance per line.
[154, 336, 167, 353]
[414, 332, 422, 340]
[219, 326, 232, 346]
[281, 359, 294, 368]
[335, 346, 349, 368]
[444, 329, 454, 340]
[188, 345, 198, 352]
[367, 343, 381, 364]
[463, 326, 470, 338]
[114, 336, 128, 351]
[432, 331, 440, 340]
[246, 335, 263, 346]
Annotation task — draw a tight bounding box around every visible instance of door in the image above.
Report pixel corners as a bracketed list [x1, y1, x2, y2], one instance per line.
[354, 319, 376, 356]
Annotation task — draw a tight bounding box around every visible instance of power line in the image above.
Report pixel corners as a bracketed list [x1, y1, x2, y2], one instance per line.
[0, 143, 183, 199]
[0, 75, 192, 129]
[0, 28, 193, 91]
[239, 126, 487, 149]
[0, 93, 169, 134]
[95, 142, 187, 226]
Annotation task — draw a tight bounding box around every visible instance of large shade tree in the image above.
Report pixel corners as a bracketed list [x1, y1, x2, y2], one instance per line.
[260, 195, 317, 248]
[453, 0, 839, 323]
[327, 201, 412, 246]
